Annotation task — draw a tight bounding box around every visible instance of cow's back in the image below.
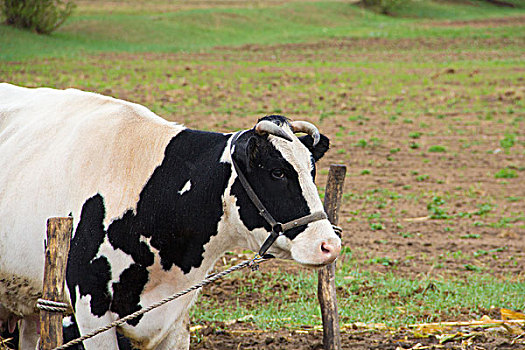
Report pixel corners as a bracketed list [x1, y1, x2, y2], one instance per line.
[0, 83, 183, 284]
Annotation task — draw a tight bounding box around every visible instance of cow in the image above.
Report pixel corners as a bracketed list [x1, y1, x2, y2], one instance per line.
[0, 83, 341, 349]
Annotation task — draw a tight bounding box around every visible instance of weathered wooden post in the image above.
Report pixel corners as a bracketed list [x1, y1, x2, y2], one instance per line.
[39, 217, 73, 350]
[318, 164, 346, 350]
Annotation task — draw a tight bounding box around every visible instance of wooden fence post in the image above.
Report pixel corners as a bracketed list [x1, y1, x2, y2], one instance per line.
[318, 164, 346, 350]
[40, 217, 73, 350]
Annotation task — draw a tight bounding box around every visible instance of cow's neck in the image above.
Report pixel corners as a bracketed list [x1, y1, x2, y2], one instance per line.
[122, 129, 235, 275]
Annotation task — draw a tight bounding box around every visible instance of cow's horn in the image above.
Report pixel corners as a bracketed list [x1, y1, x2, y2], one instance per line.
[291, 121, 320, 146]
[255, 120, 293, 142]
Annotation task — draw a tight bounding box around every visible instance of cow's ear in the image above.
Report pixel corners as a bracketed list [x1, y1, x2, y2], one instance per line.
[299, 134, 330, 162]
[233, 134, 259, 171]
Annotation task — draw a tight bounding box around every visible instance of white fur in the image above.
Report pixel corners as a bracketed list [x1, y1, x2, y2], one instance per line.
[178, 180, 192, 195]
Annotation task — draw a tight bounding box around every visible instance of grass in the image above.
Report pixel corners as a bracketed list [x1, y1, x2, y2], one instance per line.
[495, 167, 519, 179]
[191, 268, 525, 329]
[1, 0, 525, 61]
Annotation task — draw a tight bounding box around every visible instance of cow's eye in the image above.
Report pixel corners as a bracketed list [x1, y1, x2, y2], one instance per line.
[271, 169, 285, 179]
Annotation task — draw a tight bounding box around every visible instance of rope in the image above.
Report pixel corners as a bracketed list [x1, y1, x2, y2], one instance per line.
[37, 299, 69, 313]
[54, 255, 269, 350]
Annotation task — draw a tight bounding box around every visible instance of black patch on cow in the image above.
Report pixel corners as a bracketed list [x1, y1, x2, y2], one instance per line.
[107, 129, 231, 274]
[231, 128, 310, 240]
[298, 134, 330, 162]
[67, 194, 112, 317]
[67, 130, 231, 325]
[298, 134, 330, 180]
[110, 264, 149, 326]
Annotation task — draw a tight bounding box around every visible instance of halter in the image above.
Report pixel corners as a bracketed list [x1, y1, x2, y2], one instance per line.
[230, 131, 328, 256]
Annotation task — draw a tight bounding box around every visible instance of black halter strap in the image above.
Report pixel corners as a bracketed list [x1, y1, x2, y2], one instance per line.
[230, 131, 328, 256]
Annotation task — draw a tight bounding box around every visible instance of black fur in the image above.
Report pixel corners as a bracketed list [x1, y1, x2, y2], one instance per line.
[67, 194, 112, 317]
[230, 115, 328, 240]
[67, 130, 231, 326]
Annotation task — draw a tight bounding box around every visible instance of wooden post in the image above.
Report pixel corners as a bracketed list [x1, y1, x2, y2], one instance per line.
[318, 165, 346, 350]
[40, 217, 73, 350]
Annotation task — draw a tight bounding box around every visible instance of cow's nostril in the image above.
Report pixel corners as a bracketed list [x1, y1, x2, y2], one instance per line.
[321, 242, 331, 254]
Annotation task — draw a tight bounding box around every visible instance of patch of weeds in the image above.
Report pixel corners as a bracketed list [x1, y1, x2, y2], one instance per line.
[460, 233, 481, 239]
[361, 169, 371, 175]
[319, 110, 336, 121]
[452, 250, 466, 260]
[341, 246, 352, 256]
[473, 250, 488, 257]
[409, 142, 420, 149]
[444, 227, 454, 232]
[370, 223, 385, 231]
[494, 167, 518, 179]
[370, 137, 382, 147]
[459, 203, 494, 219]
[489, 217, 511, 228]
[402, 185, 411, 190]
[473, 221, 484, 227]
[490, 247, 506, 253]
[500, 132, 516, 152]
[416, 174, 429, 182]
[367, 257, 397, 266]
[506, 196, 522, 202]
[390, 147, 401, 154]
[489, 215, 524, 228]
[347, 115, 369, 123]
[473, 203, 494, 216]
[355, 139, 368, 147]
[337, 148, 346, 154]
[428, 145, 447, 153]
[367, 213, 382, 220]
[464, 264, 483, 272]
[403, 118, 413, 124]
[427, 196, 450, 219]
[395, 231, 413, 238]
[409, 132, 422, 139]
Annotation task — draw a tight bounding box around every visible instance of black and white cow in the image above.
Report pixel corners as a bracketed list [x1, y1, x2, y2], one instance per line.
[0, 83, 341, 349]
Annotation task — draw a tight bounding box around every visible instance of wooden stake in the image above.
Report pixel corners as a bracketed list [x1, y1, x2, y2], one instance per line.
[318, 164, 346, 350]
[40, 217, 73, 350]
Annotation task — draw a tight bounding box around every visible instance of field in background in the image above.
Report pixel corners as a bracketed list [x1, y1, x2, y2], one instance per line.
[1, 0, 524, 349]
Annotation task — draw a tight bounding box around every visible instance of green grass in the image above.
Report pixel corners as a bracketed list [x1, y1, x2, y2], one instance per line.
[191, 268, 525, 329]
[495, 167, 519, 179]
[392, 0, 525, 19]
[1, 0, 524, 61]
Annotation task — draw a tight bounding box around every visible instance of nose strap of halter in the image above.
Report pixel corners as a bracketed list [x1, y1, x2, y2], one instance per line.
[230, 132, 328, 257]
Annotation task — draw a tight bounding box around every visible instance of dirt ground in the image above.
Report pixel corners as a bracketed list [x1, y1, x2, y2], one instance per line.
[192, 325, 524, 350]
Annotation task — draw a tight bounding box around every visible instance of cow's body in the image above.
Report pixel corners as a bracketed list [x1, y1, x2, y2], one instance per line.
[0, 83, 340, 349]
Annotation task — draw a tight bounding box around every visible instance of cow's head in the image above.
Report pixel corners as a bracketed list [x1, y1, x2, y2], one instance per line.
[231, 115, 341, 266]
